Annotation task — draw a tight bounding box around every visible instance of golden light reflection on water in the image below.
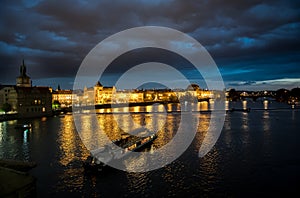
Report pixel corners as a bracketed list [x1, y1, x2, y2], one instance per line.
[242, 100, 247, 110]
[167, 103, 172, 112]
[41, 117, 47, 122]
[124, 153, 149, 172]
[158, 104, 166, 112]
[194, 113, 222, 178]
[198, 147, 220, 184]
[197, 101, 209, 111]
[73, 104, 214, 167]
[209, 100, 214, 111]
[153, 114, 179, 149]
[58, 115, 76, 166]
[58, 103, 219, 191]
[78, 104, 214, 154]
[161, 161, 186, 196]
[193, 114, 211, 151]
[225, 101, 229, 111]
[264, 100, 269, 110]
[126, 172, 151, 195]
[57, 115, 90, 191]
[58, 115, 90, 162]
[132, 106, 141, 113]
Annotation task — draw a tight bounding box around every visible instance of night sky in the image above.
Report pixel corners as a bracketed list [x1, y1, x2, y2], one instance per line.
[1, 0, 299, 90]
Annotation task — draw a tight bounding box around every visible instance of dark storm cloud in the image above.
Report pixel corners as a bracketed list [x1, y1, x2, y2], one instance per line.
[0, 0, 299, 89]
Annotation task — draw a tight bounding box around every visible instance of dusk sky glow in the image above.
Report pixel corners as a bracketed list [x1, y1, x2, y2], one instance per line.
[1, 0, 300, 90]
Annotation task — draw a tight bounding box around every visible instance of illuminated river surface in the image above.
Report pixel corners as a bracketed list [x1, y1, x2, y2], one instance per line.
[1, 101, 300, 197]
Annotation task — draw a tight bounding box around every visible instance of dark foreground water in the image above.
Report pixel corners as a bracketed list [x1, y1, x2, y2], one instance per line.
[0, 101, 300, 197]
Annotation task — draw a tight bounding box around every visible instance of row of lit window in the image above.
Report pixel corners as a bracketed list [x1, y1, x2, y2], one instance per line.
[26, 107, 46, 112]
[33, 99, 42, 105]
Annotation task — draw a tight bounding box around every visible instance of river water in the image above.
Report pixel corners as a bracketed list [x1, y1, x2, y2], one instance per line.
[0, 101, 299, 197]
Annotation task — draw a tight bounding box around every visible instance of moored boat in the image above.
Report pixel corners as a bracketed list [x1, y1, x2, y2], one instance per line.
[15, 124, 32, 130]
[83, 130, 157, 172]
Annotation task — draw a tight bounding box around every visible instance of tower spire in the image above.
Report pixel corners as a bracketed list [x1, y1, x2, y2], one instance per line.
[16, 59, 31, 87]
[20, 59, 26, 76]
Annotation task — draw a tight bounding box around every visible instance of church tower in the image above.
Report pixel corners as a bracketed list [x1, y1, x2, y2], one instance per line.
[16, 60, 31, 87]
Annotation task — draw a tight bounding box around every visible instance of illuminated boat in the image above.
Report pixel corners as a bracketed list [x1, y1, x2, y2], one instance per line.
[83, 129, 157, 172]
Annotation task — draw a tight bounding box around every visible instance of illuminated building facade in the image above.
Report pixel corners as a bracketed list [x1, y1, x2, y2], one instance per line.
[67, 82, 213, 107]
[52, 89, 73, 108]
[94, 81, 116, 104]
[113, 90, 144, 103]
[78, 83, 213, 105]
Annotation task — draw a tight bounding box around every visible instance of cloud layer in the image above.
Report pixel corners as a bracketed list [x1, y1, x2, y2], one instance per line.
[1, 0, 299, 90]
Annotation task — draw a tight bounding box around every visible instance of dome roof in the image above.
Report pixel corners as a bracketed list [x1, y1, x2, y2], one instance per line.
[186, 84, 200, 91]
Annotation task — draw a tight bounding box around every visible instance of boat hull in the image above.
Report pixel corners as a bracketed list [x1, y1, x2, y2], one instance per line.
[83, 134, 157, 172]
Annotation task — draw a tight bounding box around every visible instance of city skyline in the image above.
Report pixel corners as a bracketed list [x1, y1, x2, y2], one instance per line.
[1, 0, 300, 91]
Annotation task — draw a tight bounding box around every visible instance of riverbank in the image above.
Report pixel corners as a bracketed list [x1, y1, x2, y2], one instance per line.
[0, 112, 53, 122]
[0, 167, 36, 198]
[0, 159, 37, 198]
[0, 113, 18, 122]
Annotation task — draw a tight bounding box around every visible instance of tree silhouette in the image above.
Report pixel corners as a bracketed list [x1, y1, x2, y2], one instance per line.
[2, 103, 12, 113]
[228, 89, 239, 101]
[275, 89, 290, 102]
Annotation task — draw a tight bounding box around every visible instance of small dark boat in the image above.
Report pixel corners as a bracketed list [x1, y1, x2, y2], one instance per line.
[83, 129, 157, 172]
[15, 124, 32, 130]
[229, 108, 251, 113]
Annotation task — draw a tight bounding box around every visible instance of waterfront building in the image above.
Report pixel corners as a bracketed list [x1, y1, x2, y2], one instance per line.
[52, 88, 73, 108]
[143, 90, 156, 102]
[113, 90, 144, 103]
[0, 60, 52, 118]
[155, 89, 177, 102]
[0, 85, 18, 112]
[128, 90, 144, 103]
[16, 60, 31, 87]
[72, 81, 213, 106]
[186, 84, 213, 101]
[71, 89, 83, 107]
[15, 86, 52, 117]
[198, 89, 213, 100]
[94, 81, 116, 104]
[83, 86, 95, 106]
